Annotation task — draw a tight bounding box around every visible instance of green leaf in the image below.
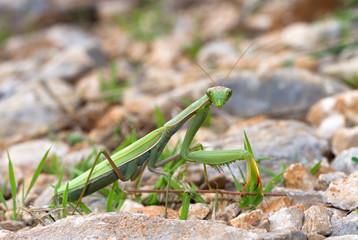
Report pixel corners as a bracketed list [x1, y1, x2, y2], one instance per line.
[310, 160, 322, 175]
[21, 180, 25, 205]
[25, 148, 51, 199]
[260, 167, 277, 177]
[7, 150, 18, 220]
[0, 184, 8, 210]
[52, 163, 65, 212]
[212, 191, 219, 221]
[169, 178, 183, 191]
[154, 106, 166, 128]
[243, 131, 253, 155]
[107, 183, 116, 212]
[70, 201, 91, 215]
[189, 183, 206, 204]
[62, 183, 69, 218]
[236, 162, 246, 184]
[352, 157, 358, 163]
[115, 183, 127, 211]
[180, 192, 190, 220]
[257, 157, 275, 162]
[295, 150, 301, 163]
[228, 165, 243, 191]
[264, 171, 286, 193]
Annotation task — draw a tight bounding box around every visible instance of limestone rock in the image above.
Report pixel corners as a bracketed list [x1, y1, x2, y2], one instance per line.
[325, 172, 358, 210]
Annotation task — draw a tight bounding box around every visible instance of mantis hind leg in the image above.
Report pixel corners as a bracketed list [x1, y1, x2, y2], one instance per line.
[72, 149, 125, 215]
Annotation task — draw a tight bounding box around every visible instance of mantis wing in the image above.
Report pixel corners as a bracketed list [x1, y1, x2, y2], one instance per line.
[57, 127, 165, 194]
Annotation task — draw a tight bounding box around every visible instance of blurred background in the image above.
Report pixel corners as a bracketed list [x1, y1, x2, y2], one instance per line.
[0, 0, 358, 196]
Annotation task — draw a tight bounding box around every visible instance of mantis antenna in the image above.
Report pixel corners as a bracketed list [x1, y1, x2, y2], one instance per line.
[222, 41, 256, 87]
[191, 60, 217, 87]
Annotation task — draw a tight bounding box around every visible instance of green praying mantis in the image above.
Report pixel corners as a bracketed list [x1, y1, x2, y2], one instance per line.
[55, 45, 264, 217]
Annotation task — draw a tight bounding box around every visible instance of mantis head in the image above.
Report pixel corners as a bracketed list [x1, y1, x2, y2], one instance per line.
[192, 42, 255, 109]
[206, 86, 232, 109]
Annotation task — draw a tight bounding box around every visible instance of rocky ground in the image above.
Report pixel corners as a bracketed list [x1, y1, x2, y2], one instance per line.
[1, 0, 358, 239]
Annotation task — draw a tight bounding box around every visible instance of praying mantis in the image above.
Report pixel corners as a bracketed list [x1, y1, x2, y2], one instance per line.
[55, 44, 263, 217]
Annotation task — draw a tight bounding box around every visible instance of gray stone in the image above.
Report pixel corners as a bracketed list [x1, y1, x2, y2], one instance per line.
[281, 21, 341, 49]
[326, 236, 358, 240]
[119, 199, 144, 213]
[269, 207, 304, 232]
[332, 127, 358, 154]
[325, 172, 358, 210]
[0, 0, 98, 31]
[198, 41, 238, 68]
[307, 233, 326, 240]
[272, 188, 325, 209]
[302, 205, 332, 236]
[331, 148, 358, 174]
[0, 79, 75, 141]
[307, 91, 358, 139]
[0, 211, 307, 239]
[331, 211, 358, 236]
[0, 139, 68, 180]
[40, 25, 106, 82]
[0, 220, 26, 232]
[178, 203, 210, 220]
[207, 120, 329, 181]
[0, 25, 105, 98]
[315, 172, 346, 191]
[223, 68, 347, 118]
[322, 56, 358, 81]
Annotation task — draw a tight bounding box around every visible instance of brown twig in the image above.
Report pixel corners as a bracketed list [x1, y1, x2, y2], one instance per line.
[125, 189, 286, 197]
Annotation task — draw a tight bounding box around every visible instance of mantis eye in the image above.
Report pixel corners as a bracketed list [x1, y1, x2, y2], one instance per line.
[226, 89, 232, 97]
[206, 89, 214, 97]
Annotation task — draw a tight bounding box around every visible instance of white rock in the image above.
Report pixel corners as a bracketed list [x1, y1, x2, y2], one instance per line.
[0, 139, 69, 179]
[331, 148, 358, 174]
[269, 207, 304, 232]
[325, 172, 358, 210]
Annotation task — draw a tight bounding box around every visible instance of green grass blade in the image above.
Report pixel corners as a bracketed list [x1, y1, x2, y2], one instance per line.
[106, 183, 116, 212]
[70, 201, 91, 215]
[52, 163, 65, 213]
[260, 167, 278, 177]
[243, 131, 253, 155]
[62, 183, 69, 218]
[0, 185, 8, 210]
[180, 192, 190, 220]
[115, 183, 127, 211]
[169, 178, 183, 191]
[236, 162, 246, 184]
[228, 165, 243, 191]
[154, 106, 166, 128]
[257, 157, 275, 163]
[55, 164, 65, 189]
[21, 181, 25, 206]
[189, 183, 206, 204]
[25, 148, 51, 199]
[212, 191, 219, 221]
[7, 150, 18, 220]
[310, 160, 322, 175]
[264, 171, 286, 193]
[295, 150, 301, 163]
